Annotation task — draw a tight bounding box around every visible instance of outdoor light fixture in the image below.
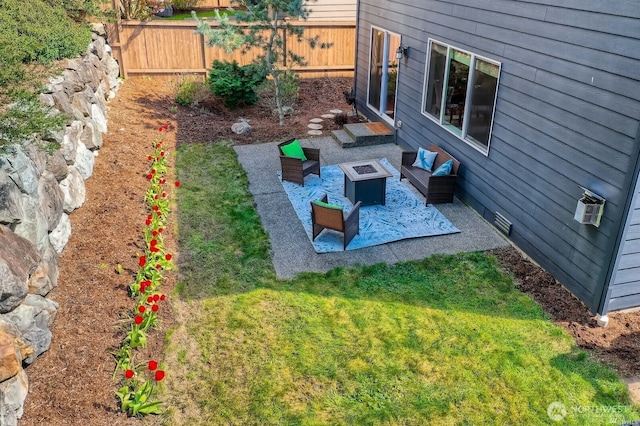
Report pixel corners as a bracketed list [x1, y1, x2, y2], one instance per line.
[395, 45, 408, 60]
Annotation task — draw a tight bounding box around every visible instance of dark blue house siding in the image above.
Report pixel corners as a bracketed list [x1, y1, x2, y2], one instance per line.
[607, 174, 640, 312]
[354, 0, 640, 313]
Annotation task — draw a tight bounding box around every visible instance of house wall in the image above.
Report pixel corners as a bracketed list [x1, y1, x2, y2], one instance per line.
[354, 0, 640, 313]
[305, 0, 356, 21]
[607, 165, 640, 312]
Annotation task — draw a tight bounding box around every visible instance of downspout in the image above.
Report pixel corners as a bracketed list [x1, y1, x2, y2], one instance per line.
[596, 120, 640, 321]
[353, 0, 361, 115]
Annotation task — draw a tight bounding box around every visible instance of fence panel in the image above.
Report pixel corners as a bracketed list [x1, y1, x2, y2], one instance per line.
[110, 20, 354, 79]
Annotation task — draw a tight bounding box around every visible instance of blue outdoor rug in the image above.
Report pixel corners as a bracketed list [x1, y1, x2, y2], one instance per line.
[278, 158, 459, 252]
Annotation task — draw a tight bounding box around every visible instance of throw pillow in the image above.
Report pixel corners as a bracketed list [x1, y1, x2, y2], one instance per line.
[411, 147, 438, 171]
[432, 159, 453, 176]
[281, 139, 307, 162]
[313, 200, 342, 210]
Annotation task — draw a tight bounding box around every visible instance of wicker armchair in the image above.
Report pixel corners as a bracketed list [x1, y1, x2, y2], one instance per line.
[278, 139, 320, 186]
[311, 195, 361, 250]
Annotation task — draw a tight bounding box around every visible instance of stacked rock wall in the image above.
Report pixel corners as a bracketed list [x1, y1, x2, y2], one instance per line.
[0, 24, 120, 425]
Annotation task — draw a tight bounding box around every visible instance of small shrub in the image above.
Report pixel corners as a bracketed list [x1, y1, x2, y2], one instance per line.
[174, 78, 209, 106]
[258, 70, 299, 111]
[208, 60, 268, 110]
[333, 113, 348, 127]
[171, 0, 200, 10]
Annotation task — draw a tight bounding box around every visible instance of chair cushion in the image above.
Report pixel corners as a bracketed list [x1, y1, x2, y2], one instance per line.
[411, 147, 438, 171]
[281, 139, 307, 161]
[432, 159, 453, 176]
[312, 200, 342, 210]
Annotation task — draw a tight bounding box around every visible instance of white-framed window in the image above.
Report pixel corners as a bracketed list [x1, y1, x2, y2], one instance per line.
[422, 39, 501, 154]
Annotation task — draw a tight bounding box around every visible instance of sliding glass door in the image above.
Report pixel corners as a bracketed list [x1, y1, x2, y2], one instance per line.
[367, 27, 400, 125]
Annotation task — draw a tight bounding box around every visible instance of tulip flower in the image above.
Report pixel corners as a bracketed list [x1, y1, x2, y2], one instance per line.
[148, 360, 158, 371]
[155, 370, 165, 381]
[125, 369, 135, 379]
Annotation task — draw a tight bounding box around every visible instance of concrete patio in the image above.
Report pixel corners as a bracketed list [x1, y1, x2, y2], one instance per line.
[234, 137, 509, 279]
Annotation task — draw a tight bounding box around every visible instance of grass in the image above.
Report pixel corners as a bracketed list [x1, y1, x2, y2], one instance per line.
[161, 142, 640, 425]
[157, 9, 234, 21]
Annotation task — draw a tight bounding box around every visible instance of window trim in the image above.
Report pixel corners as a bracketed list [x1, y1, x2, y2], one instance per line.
[420, 38, 501, 156]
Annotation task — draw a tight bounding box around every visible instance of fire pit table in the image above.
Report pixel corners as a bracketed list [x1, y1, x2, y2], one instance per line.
[338, 159, 393, 206]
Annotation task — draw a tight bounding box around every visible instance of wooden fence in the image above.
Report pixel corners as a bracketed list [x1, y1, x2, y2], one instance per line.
[106, 19, 355, 80]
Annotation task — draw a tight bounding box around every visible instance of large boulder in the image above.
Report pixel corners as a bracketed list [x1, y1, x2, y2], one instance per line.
[1, 294, 58, 365]
[44, 150, 69, 182]
[2, 147, 39, 197]
[59, 167, 85, 213]
[0, 226, 40, 314]
[74, 141, 95, 180]
[0, 368, 28, 426]
[90, 103, 108, 134]
[13, 195, 49, 252]
[0, 321, 33, 382]
[38, 172, 64, 232]
[28, 243, 59, 296]
[60, 121, 83, 165]
[0, 178, 24, 226]
[80, 121, 103, 151]
[49, 213, 71, 254]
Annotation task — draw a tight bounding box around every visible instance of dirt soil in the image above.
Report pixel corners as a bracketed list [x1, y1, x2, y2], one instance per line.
[19, 77, 640, 425]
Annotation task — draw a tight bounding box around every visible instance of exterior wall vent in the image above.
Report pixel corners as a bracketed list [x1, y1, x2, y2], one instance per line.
[574, 187, 605, 227]
[494, 211, 512, 236]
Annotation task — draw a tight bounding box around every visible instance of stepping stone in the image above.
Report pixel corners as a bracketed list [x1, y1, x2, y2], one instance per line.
[309, 118, 323, 123]
[307, 130, 323, 136]
[307, 123, 323, 130]
[329, 109, 343, 114]
[321, 114, 335, 119]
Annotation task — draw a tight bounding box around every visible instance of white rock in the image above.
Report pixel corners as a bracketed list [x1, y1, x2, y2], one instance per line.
[49, 213, 71, 254]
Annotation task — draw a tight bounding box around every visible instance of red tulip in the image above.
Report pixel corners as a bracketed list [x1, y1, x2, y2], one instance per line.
[151, 304, 159, 312]
[155, 370, 165, 381]
[148, 360, 158, 371]
[165, 253, 172, 261]
[158, 126, 163, 132]
[147, 296, 154, 303]
[150, 246, 159, 253]
[158, 228, 163, 233]
[139, 256, 146, 267]
[175, 181, 181, 187]
[156, 264, 162, 269]
[151, 169, 156, 175]
[162, 192, 166, 198]
[146, 174, 153, 180]
[153, 294, 160, 302]
[150, 239, 157, 246]
[152, 230, 158, 236]
[160, 151, 165, 157]
[134, 315, 143, 325]
[148, 155, 153, 161]
[138, 305, 145, 313]
[156, 211, 162, 216]
[163, 124, 170, 130]
[148, 214, 153, 220]
[145, 219, 151, 226]
[125, 369, 135, 379]
[154, 195, 159, 200]
[152, 206, 159, 211]
[160, 294, 166, 301]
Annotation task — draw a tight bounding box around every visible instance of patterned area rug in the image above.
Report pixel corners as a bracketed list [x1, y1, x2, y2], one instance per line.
[278, 158, 459, 252]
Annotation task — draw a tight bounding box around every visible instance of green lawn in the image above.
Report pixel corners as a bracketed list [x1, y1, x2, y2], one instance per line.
[161, 142, 640, 425]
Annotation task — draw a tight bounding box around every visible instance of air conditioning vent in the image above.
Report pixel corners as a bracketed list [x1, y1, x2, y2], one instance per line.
[494, 211, 512, 236]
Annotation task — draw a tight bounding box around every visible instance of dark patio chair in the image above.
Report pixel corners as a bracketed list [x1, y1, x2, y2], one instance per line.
[311, 195, 361, 250]
[278, 138, 320, 186]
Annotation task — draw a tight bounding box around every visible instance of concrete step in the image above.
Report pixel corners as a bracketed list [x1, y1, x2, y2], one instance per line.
[331, 129, 356, 148]
[342, 122, 394, 147]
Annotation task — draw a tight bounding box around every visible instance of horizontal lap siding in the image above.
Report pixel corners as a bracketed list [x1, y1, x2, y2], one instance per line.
[609, 187, 640, 311]
[304, 0, 356, 21]
[356, 0, 640, 313]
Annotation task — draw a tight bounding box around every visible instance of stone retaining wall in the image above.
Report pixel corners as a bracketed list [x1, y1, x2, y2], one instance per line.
[0, 24, 120, 425]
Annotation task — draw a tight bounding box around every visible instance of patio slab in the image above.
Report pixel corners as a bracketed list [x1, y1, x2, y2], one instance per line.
[234, 137, 509, 279]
